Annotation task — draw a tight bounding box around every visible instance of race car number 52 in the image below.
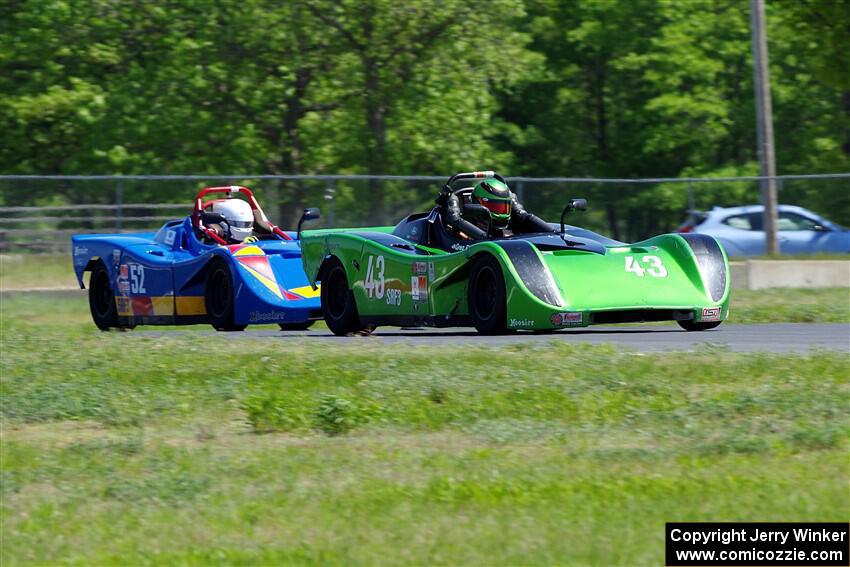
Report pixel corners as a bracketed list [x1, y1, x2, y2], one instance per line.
[130, 264, 147, 293]
[364, 255, 385, 299]
[624, 255, 667, 278]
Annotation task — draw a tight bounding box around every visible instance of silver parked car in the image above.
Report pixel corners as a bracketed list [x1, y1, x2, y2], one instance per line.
[677, 204, 850, 256]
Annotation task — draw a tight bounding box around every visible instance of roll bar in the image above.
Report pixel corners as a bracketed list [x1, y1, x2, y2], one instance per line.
[192, 185, 292, 244]
[441, 171, 507, 193]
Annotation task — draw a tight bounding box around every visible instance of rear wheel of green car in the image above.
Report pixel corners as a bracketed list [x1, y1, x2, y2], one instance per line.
[468, 254, 508, 335]
[678, 320, 722, 331]
[320, 257, 369, 336]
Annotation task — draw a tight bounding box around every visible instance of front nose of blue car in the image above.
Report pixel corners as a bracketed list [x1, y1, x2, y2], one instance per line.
[226, 242, 321, 326]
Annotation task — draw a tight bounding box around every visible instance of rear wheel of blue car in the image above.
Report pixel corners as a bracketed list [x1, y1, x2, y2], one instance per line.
[320, 257, 369, 336]
[678, 320, 722, 331]
[205, 259, 247, 332]
[468, 254, 508, 335]
[89, 261, 119, 331]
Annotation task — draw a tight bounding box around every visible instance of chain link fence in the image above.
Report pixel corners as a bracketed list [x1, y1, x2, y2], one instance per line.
[1, 174, 847, 252]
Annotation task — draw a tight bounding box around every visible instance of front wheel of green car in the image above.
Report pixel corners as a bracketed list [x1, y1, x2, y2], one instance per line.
[677, 320, 722, 331]
[320, 257, 369, 336]
[468, 254, 508, 335]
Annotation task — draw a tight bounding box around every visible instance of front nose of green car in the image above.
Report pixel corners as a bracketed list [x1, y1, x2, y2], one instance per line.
[679, 233, 729, 303]
[521, 235, 730, 330]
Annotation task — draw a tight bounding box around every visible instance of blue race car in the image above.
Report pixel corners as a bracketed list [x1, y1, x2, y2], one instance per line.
[72, 185, 322, 331]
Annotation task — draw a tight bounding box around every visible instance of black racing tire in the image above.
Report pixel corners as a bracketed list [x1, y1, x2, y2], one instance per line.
[677, 320, 722, 331]
[468, 254, 508, 335]
[278, 320, 315, 331]
[205, 258, 247, 332]
[320, 257, 369, 336]
[88, 261, 119, 331]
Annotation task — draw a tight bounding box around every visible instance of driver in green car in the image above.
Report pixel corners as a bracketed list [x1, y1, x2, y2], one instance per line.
[442, 178, 552, 239]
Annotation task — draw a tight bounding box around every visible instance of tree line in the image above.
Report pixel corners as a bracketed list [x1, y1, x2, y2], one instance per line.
[1, 0, 848, 237]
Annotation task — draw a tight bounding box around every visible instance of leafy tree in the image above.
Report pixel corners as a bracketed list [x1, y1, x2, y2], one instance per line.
[1, 0, 848, 231]
[299, 0, 540, 223]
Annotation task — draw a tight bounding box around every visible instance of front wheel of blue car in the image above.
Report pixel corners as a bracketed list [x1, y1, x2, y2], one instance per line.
[468, 254, 508, 335]
[205, 259, 247, 332]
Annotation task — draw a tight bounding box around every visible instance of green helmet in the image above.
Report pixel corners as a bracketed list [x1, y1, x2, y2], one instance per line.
[472, 178, 512, 228]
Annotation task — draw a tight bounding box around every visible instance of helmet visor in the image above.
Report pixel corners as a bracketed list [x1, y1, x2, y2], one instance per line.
[479, 198, 511, 216]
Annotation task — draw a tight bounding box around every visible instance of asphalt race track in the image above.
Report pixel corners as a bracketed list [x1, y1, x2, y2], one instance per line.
[11, 291, 846, 352]
[141, 323, 850, 353]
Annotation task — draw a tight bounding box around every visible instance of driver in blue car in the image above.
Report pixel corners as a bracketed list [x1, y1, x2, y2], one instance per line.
[441, 178, 552, 239]
[208, 199, 259, 244]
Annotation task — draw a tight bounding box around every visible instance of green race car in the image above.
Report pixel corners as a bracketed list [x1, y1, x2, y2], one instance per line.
[301, 171, 730, 335]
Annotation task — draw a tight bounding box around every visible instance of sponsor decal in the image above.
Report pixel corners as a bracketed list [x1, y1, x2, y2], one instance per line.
[428, 262, 435, 281]
[119, 264, 129, 279]
[509, 318, 535, 328]
[116, 297, 132, 316]
[411, 275, 428, 301]
[550, 312, 583, 327]
[73, 246, 90, 266]
[164, 230, 176, 245]
[249, 310, 287, 323]
[450, 243, 469, 251]
[112, 249, 121, 265]
[118, 280, 130, 294]
[701, 306, 722, 322]
[412, 261, 427, 274]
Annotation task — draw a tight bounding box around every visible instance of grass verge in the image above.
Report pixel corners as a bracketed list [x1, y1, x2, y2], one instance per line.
[1, 295, 848, 564]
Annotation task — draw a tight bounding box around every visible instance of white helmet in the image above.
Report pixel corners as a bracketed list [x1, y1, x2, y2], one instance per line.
[212, 198, 254, 242]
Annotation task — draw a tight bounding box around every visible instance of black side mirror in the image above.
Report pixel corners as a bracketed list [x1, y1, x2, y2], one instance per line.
[560, 198, 588, 234]
[297, 207, 321, 240]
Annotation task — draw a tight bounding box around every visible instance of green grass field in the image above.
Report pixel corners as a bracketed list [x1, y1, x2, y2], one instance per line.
[2, 289, 848, 565]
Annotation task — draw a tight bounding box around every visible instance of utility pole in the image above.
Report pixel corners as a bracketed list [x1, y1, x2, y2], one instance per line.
[751, 0, 779, 254]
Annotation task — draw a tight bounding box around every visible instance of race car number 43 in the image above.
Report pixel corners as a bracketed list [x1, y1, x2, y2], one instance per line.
[365, 255, 385, 299]
[624, 255, 668, 278]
